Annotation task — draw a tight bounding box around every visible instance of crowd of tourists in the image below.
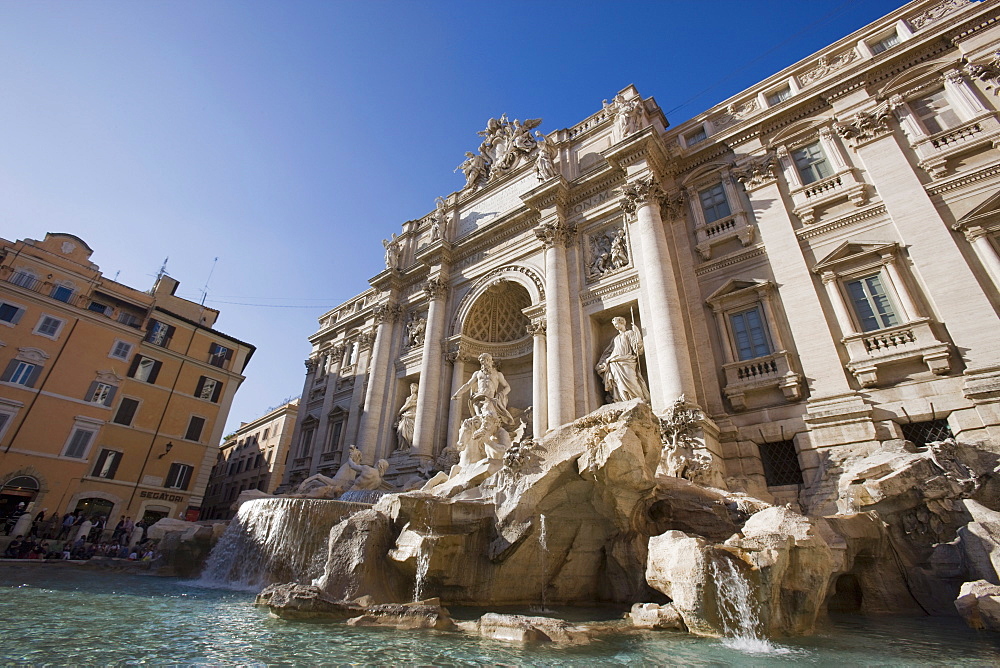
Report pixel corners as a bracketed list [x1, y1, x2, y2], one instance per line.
[2, 505, 159, 562]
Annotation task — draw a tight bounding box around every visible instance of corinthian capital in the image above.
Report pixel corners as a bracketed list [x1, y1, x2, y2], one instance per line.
[534, 220, 576, 248]
[372, 302, 403, 324]
[423, 277, 448, 299]
[526, 318, 546, 336]
[732, 154, 777, 190]
[834, 110, 892, 146]
[618, 176, 663, 216]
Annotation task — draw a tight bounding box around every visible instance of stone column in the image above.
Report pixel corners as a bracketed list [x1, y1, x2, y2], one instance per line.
[527, 318, 548, 439]
[319, 344, 345, 459]
[355, 303, 402, 464]
[535, 221, 576, 429]
[412, 277, 449, 461]
[620, 176, 695, 409]
[880, 254, 919, 321]
[963, 226, 1000, 293]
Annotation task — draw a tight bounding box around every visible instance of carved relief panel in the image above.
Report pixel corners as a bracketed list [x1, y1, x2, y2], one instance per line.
[585, 222, 631, 282]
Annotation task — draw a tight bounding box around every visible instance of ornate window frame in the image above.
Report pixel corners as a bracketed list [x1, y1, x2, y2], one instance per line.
[881, 60, 1000, 178]
[952, 189, 1000, 294]
[813, 240, 951, 387]
[768, 118, 867, 225]
[705, 279, 802, 411]
[680, 163, 756, 260]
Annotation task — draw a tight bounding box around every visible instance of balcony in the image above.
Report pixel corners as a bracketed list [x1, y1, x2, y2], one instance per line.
[842, 318, 951, 387]
[693, 211, 755, 260]
[721, 350, 803, 411]
[912, 113, 1000, 178]
[790, 168, 867, 225]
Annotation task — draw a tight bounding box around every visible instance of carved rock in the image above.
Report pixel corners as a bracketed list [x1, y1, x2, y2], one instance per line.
[955, 580, 1000, 631]
[255, 583, 365, 620]
[315, 509, 406, 604]
[628, 602, 686, 630]
[345, 600, 456, 630]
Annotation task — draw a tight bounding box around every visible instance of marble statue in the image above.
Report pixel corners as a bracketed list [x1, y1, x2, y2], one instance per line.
[456, 151, 487, 190]
[431, 196, 446, 240]
[383, 233, 401, 270]
[609, 227, 628, 269]
[451, 353, 514, 465]
[604, 93, 644, 137]
[347, 457, 390, 492]
[534, 131, 557, 181]
[596, 316, 650, 403]
[394, 383, 419, 452]
[405, 315, 426, 348]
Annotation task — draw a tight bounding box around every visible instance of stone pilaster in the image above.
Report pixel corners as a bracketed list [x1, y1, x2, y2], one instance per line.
[737, 155, 853, 400]
[535, 219, 576, 429]
[527, 317, 548, 439]
[848, 116, 1000, 377]
[355, 301, 402, 464]
[620, 175, 695, 410]
[961, 225, 1000, 294]
[412, 276, 449, 461]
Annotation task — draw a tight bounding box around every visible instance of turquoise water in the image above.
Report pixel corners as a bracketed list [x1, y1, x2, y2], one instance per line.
[1, 565, 999, 666]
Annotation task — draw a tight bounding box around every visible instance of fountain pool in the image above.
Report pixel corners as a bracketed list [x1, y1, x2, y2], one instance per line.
[1, 566, 998, 666]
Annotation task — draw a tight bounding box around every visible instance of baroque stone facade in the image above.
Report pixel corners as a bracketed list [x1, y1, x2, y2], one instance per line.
[285, 0, 1000, 514]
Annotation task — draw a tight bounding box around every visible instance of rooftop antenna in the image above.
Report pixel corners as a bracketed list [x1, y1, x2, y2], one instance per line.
[155, 257, 169, 281]
[200, 257, 218, 306]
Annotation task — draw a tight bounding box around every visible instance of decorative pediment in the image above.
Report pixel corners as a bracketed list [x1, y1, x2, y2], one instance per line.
[812, 240, 899, 272]
[678, 161, 731, 187]
[956, 189, 1000, 226]
[705, 279, 773, 309]
[15, 347, 50, 364]
[767, 116, 833, 148]
[299, 413, 320, 427]
[877, 58, 954, 100]
[95, 370, 122, 385]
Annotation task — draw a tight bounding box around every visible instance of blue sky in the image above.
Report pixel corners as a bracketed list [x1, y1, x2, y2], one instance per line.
[0, 0, 906, 434]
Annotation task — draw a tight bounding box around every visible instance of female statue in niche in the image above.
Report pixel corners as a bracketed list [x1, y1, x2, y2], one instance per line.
[394, 383, 419, 452]
[596, 316, 650, 403]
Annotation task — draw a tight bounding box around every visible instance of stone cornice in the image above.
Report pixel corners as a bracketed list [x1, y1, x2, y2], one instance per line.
[521, 176, 570, 216]
[694, 246, 767, 276]
[925, 160, 1000, 197]
[795, 203, 888, 240]
[603, 127, 671, 178]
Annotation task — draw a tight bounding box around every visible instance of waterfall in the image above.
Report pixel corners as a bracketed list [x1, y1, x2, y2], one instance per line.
[709, 554, 787, 654]
[197, 497, 369, 589]
[413, 543, 432, 602]
[536, 514, 551, 612]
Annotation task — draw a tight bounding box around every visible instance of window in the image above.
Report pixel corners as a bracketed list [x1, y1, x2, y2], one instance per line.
[0, 302, 24, 325]
[300, 428, 315, 458]
[10, 270, 36, 289]
[86, 382, 117, 407]
[88, 301, 111, 315]
[63, 428, 95, 458]
[729, 307, 772, 361]
[50, 285, 73, 303]
[34, 315, 63, 338]
[698, 183, 731, 224]
[900, 419, 953, 447]
[92, 449, 122, 479]
[109, 340, 133, 360]
[327, 420, 344, 452]
[128, 355, 162, 384]
[869, 30, 899, 55]
[846, 274, 899, 332]
[118, 312, 141, 328]
[766, 86, 792, 106]
[792, 141, 833, 184]
[165, 463, 193, 490]
[185, 416, 206, 442]
[909, 89, 961, 136]
[113, 397, 140, 426]
[758, 440, 804, 486]
[208, 343, 232, 368]
[145, 320, 174, 347]
[195, 376, 223, 402]
[0, 411, 12, 440]
[685, 127, 707, 146]
[2, 361, 39, 387]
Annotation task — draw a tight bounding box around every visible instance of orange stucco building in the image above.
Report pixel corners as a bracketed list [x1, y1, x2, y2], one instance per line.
[0, 233, 254, 528]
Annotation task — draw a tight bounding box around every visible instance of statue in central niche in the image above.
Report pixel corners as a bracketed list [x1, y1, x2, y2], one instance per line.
[394, 383, 419, 452]
[451, 353, 514, 466]
[596, 316, 650, 403]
